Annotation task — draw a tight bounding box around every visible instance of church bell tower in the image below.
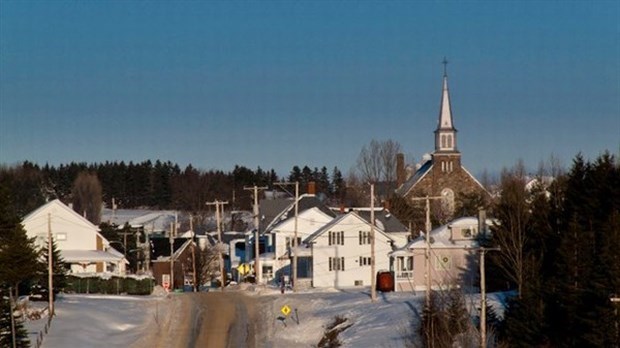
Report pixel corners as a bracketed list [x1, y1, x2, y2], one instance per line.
[434, 58, 459, 154]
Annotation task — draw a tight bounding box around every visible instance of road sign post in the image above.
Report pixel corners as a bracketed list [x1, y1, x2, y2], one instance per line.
[162, 274, 171, 291]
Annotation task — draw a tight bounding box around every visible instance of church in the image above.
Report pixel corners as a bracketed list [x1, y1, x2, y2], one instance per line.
[395, 62, 489, 220]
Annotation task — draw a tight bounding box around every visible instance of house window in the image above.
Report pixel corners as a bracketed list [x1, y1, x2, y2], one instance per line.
[285, 237, 301, 248]
[329, 257, 345, 271]
[56, 233, 67, 241]
[359, 256, 372, 266]
[328, 231, 344, 246]
[461, 228, 475, 238]
[435, 255, 452, 271]
[358, 231, 370, 245]
[397, 256, 413, 271]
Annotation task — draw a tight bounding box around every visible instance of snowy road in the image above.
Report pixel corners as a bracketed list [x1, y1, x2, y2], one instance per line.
[135, 291, 261, 348]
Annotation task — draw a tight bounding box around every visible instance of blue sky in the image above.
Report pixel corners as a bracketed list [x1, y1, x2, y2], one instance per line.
[1, 1, 618, 178]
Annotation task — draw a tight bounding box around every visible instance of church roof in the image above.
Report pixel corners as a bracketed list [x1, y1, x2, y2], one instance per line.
[395, 158, 433, 196]
[437, 73, 454, 131]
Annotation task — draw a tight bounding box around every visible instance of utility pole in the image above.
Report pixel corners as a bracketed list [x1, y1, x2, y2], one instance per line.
[275, 182, 300, 292]
[190, 215, 197, 292]
[48, 213, 54, 317]
[410, 195, 443, 308]
[244, 185, 268, 284]
[169, 222, 174, 291]
[207, 200, 229, 291]
[611, 296, 620, 345]
[471, 246, 500, 348]
[370, 184, 377, 302]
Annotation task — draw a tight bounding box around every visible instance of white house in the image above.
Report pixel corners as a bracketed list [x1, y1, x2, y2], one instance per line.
[261, 206, 335, 282]
[305, 211, 395, 288]
[22, 199, 128, 275]
[390, 216, 492, 292]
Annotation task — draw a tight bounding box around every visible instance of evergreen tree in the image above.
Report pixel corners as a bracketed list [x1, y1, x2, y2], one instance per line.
[331, 167, 345, 203]
[0, 186, 40, 293]
[39, 237, 69, 295]
[0, 186, 38, 348]
[316, 166, 330, 197]
[288, 166, 302, 184]
[0, 289, 30, 348]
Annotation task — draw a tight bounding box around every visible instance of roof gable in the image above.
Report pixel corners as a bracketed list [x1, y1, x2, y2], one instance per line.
[23, 199, 99, 231]
[404, 216, 491, 250]
[305, 211, 394, 243]
[263, 194, 336, 233]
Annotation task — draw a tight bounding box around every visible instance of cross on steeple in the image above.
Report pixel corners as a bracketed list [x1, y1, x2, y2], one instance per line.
[442, 57, 448, 77]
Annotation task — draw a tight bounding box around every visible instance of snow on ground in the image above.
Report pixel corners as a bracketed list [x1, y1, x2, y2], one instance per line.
[257, 289, 424, 348]
[24, 288, 510, 348]
[25, 294, 164, 348]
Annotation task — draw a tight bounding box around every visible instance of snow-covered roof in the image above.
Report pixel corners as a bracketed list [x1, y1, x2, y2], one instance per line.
[393, 216, 493, 255]
[62, 249, 127, 263]
[395, 158, 433, 196]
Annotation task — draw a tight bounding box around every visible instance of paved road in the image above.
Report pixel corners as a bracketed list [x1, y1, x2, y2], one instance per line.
[135, 291, 260, 348]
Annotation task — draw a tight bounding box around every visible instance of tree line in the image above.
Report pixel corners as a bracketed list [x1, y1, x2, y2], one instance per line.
[0, 160, 349, 221]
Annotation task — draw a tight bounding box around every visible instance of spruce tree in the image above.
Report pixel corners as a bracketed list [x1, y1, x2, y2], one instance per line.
[0, 290, 30, 348]
[39, 237, 68, 296]
[0, 185, 38, 348]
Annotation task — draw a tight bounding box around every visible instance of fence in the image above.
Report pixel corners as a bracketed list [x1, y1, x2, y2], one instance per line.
[66, 276, 154, 295]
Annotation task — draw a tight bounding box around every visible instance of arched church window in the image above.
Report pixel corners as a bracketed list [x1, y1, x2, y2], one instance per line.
[447, 135, 452, 148]
[441, 135, 446, 148]
[441, 188, 455, 216]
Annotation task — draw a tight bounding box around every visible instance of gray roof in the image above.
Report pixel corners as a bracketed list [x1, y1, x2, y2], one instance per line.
[395, 158, 433, 196]
[260, 194, 336, 233]
[356, 209, 409, 233]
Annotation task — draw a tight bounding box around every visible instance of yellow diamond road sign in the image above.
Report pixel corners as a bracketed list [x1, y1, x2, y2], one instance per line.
[281, 305, 291, 316]
[237, 263, 251, 275]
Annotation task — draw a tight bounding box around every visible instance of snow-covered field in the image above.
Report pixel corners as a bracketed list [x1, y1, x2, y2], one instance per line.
[24, 288, 509, 348]
[25, 294, 163, 348]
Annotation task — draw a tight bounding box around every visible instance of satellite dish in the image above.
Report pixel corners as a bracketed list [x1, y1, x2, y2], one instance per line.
[429, 237, 435, 244]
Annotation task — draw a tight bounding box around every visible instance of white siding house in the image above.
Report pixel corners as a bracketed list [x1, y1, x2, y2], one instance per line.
[306, 211, 395, 288]
[22, 199, 127, 275]
[262, 207, 334, 281]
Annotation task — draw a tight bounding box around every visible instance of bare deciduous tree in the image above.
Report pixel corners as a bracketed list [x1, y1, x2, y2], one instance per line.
[356, 139, 402, 185]
[72, 172, 102, 224]
[491, 160, 531, 298]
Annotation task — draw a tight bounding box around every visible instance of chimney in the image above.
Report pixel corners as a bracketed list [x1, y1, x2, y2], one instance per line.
[307, 181, 316, 195]
[478, 208, 487, 236]
[396, 153, 405, 187]
[383, 199, 390, 210]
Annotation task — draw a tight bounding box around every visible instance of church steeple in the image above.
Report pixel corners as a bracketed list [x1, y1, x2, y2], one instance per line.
[434, 57, 458, 153]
